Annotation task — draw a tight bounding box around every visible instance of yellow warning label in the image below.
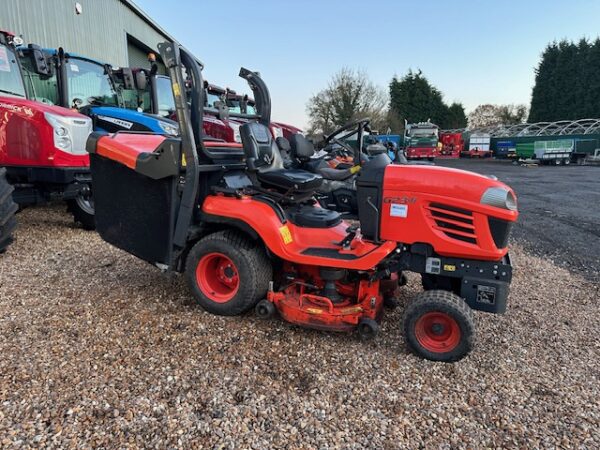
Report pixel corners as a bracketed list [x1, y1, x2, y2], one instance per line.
[279, 225, 293, 244]
[172, 82, 181, 97]
[443, 264, 456, 272]
[181, 153, 187, 167]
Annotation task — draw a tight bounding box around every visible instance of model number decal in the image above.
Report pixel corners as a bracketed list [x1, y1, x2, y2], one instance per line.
[97, 115, 133, 129]
[384, 196, 416, 204]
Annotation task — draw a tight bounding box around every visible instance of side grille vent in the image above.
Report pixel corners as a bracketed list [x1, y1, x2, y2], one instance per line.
[427, 203, 477, 245]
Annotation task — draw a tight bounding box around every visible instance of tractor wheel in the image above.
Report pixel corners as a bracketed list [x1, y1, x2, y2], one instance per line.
[403, 290, 474, 362]
[0, 168, 18, 254]
[67, 192, 95, 230]
[186, 230, 272, 316]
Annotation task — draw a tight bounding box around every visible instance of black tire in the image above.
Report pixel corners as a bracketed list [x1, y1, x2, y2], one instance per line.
[358, 318, 380, 340]
[0, 168, 18, 253]
[255, 299, 276, 319]
[403, 290, 474, 362]
[185, 230, 272, 316]
[67, 195, 95, 230]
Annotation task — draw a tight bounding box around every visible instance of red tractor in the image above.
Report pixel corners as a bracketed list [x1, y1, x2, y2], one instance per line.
[0, 30, 94, 233]
[86, 42, 518, 362]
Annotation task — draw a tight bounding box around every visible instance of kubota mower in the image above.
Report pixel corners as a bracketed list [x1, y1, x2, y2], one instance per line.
[86, 42, 518, 362]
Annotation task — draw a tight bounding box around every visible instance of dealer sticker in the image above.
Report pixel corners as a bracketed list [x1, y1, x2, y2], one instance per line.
[390, 203, 408, 218]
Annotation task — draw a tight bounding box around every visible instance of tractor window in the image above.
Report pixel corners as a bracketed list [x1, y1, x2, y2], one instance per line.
[19, 51, 59, 104]
[0, 44, 27, 98]
[154, 76, 175, 118]
[66, 58, 118, 108]
[226, 98, 256, 115]
[206, 91, 222, 108]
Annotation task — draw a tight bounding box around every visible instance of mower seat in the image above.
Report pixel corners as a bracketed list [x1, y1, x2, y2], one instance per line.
[240, 122, 323, 193]
[290, 133, 357, 182]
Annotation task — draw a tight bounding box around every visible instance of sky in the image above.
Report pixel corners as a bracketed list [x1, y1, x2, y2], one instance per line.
[135, 0, 600, 129]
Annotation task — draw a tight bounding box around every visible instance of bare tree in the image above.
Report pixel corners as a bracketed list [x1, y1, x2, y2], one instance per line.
[306, 68, 388, 136]
[468, 104, 529, 129]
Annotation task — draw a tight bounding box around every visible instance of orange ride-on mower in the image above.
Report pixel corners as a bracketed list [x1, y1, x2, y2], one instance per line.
[85, 42, 518, 362]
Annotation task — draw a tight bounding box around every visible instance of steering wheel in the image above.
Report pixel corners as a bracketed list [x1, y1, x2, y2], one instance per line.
[322, 118, 371, 157]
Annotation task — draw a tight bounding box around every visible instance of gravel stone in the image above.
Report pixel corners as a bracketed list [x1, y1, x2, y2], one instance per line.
[0, 205, 598, 448]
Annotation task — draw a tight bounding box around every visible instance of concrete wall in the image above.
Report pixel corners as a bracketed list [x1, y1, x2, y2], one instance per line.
[0, 0, 170, 67]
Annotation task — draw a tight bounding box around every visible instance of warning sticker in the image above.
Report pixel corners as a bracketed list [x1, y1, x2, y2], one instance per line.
[279, 225, 293, 245]
[390, 203, 408, 218]
[0, 46, 11, 72]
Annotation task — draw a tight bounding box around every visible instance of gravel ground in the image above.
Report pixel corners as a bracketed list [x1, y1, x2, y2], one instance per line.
[0, 205, 598, 449]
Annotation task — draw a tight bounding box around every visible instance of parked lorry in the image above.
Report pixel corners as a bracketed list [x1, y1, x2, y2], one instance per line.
[438, 132, 463, 158]
[403, 122, 439, 160]
[0, 31, 94, 230]
[462, 133, 491, 158]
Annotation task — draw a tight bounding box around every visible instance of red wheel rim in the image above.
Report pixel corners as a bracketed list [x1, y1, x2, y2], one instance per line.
[195, 252, 240, 303]
[414, 312, 461, 353]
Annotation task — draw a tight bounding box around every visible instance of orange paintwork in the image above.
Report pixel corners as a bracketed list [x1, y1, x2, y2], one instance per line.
[379, 164, 518, 260]
[202, 195, 397, 270]
[96, 134, 167, 169]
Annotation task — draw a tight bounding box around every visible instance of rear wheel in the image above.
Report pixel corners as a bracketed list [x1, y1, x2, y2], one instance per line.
[0, 168, 18, 253]
[67, 191, 95, 230]
[403, 290, 474, 362]
[185, 230, 272, 316]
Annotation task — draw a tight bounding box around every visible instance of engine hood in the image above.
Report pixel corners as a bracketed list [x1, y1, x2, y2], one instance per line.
[383, 164, 516, 207]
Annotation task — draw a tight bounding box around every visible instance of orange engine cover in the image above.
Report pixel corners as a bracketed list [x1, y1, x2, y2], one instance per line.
[379, 164, 518, 261]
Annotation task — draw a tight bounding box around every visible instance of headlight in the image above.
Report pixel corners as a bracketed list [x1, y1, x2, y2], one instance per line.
[158, 120, 179, 136]
[44, 112, 73, 152]
[271, 126, 283, 139]
[481, 187, 517, 211]
[228, 122, 241, 143]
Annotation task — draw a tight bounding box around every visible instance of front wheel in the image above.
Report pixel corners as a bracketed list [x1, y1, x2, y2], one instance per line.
[0, 168, 18, 253]
[185, 230, 272, 316]
[67, 192, 95, 230]
[403, 290, 474, 362]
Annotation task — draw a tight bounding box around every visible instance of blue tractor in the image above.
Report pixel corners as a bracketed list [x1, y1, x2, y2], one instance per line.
[18, 45, 178, 135]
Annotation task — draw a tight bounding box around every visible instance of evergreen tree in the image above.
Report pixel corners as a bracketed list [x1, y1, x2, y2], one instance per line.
[445, 102, 468, 129]
[585, 39, 600, 118]
[529, 42, 560, 122]
[529, 38, 600, 122]
[389, 70, 451, 128]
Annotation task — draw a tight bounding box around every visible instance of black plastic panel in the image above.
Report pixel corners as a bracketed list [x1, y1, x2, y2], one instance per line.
[90, 154, 178, 266]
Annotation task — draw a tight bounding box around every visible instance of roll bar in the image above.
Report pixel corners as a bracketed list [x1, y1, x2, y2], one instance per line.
[157, 42, 201, 256]
[239, 67, 271, 126]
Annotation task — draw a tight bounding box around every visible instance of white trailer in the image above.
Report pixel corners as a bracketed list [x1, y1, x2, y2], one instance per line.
[533, 140, 573, 165]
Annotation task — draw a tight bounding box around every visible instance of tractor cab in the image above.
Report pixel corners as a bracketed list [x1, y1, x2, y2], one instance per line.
[18, 45, 179, 136]
[0, 32, 27, 99]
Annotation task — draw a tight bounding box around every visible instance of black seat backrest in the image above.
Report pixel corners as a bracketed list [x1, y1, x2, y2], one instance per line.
[289, 133, 316, 161]
[240, 122, 284, 172]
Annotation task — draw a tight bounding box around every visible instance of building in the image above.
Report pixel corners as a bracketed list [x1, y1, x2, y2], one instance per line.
[0, 0, 174, 70]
